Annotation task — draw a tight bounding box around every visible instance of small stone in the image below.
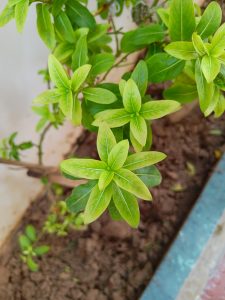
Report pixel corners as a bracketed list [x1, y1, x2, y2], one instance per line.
[85, 238, 97, 254]
[112, 291, 125, 300]
[86, 289, 105, 300]
[102, 221, 132, 239]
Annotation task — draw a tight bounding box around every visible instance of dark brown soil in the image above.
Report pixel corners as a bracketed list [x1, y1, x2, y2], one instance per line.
[1, 107, 225, 300]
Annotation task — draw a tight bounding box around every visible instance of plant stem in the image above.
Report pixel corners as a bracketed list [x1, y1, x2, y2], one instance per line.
[107, 28, 124, 35]
[101, 53, 130, 81]
[0, 158, 55, 174]
[38, 123, 52, 165]
[0, 157, 85, 187]
[110, 16, 120, 57]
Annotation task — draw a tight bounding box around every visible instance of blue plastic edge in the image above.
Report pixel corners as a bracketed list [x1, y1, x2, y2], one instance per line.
[141, 154, 225, 300]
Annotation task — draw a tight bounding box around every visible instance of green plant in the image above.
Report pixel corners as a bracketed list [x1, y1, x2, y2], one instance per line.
[61, 124, 166, 227]
[154, 0, 225, 117]
[19, 225, 49, 272]
[0, 132, 33, 160]
[43, 200, 86, 235]
[1, 0, 225, 269]
[19, 199, 85, 271]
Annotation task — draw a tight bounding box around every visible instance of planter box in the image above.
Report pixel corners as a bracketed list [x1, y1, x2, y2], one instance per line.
[141, 153, 225, 300]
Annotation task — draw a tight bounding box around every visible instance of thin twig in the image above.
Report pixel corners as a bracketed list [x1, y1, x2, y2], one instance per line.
[0, 158, 55, 174]
[0, 158, 85, 188]
[38, 123, 52, 165]
[110, 16, 120, 57]
[107, 29, 124, 35]
[101, 53, 130, 81]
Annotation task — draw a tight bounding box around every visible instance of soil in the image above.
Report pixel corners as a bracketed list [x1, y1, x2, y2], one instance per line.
[1, 107, 225, 300]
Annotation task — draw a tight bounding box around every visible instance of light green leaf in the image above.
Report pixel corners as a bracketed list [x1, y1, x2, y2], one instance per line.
[119, 79, 126, 97]
[147, 53, 185, 83]
[131, 60, 148, 97]
[36, 4, 55, 49]
[33, 89, 65, 105]
[71, 97, 82, 125]
[19, 234, 31, 251]
[27, 257, 38, 272]
[53, 43, 74, 63]
[124, 151, 166, 171]
[108, 200, 122, 221]
[108, 140, 129, 170]
[66, 180, 96, 213]
[48, 54, 70, 89]
[196, 1, 222, 39]
[25, 225, 37, 242]
[61, 158, 107, 180]
[8, 0, 23, 7]
[140, 100, 181, 120]
[143, 122, 153, 151]
[210, 23, 225, 56]
[93, 109, 131, 128]
[0, 5, 14, 27]
[169, 0, 195, 41]
[113, 186, 140, 228]
[34, 245, 50, 256]
[87, 23, 109, 43]
[114, 168, 152, 200]
[195, 59, 214, 113]
[72, 33, 88, 70]
[157, 7, 169, 27]
[97, 125, 116, 162]
[165, 42, 197, 60]
[83, 87, 117, 104]
[123, 79, 141, 113]
[54, 11, 74, 43]
[59, 91, 73, 117]
[204, 86, 220, 116]
[201, 55, 221, 83]
[130, 130, 143, 153]
[121, 24, 164, 53]
[192, 32, 208, 56]
[15, 0, 29, 33]
[130, 116, 147, 146]
[214, 94, 225, 117]
[218, 52, 225, 65]
[98, 170, 114, 190]
[135, 165, 162, 188]
[90, 53, 115, 76]
[71, 64, 91, 92]
[84, 184, 113, 224]
[66, 0, 96, 29]
[164, 84, 198, 104]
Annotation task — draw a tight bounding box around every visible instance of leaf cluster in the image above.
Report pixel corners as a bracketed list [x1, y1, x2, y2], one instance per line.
[43, 201, 86, 236]
[163, 0, 225, 117]
[61, 124, 166, 227]
[0, 132, 33, 160]
[19, 225, 49, 272]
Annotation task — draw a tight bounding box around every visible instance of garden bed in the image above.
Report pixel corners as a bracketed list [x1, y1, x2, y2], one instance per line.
[1, 107, 225, 300]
